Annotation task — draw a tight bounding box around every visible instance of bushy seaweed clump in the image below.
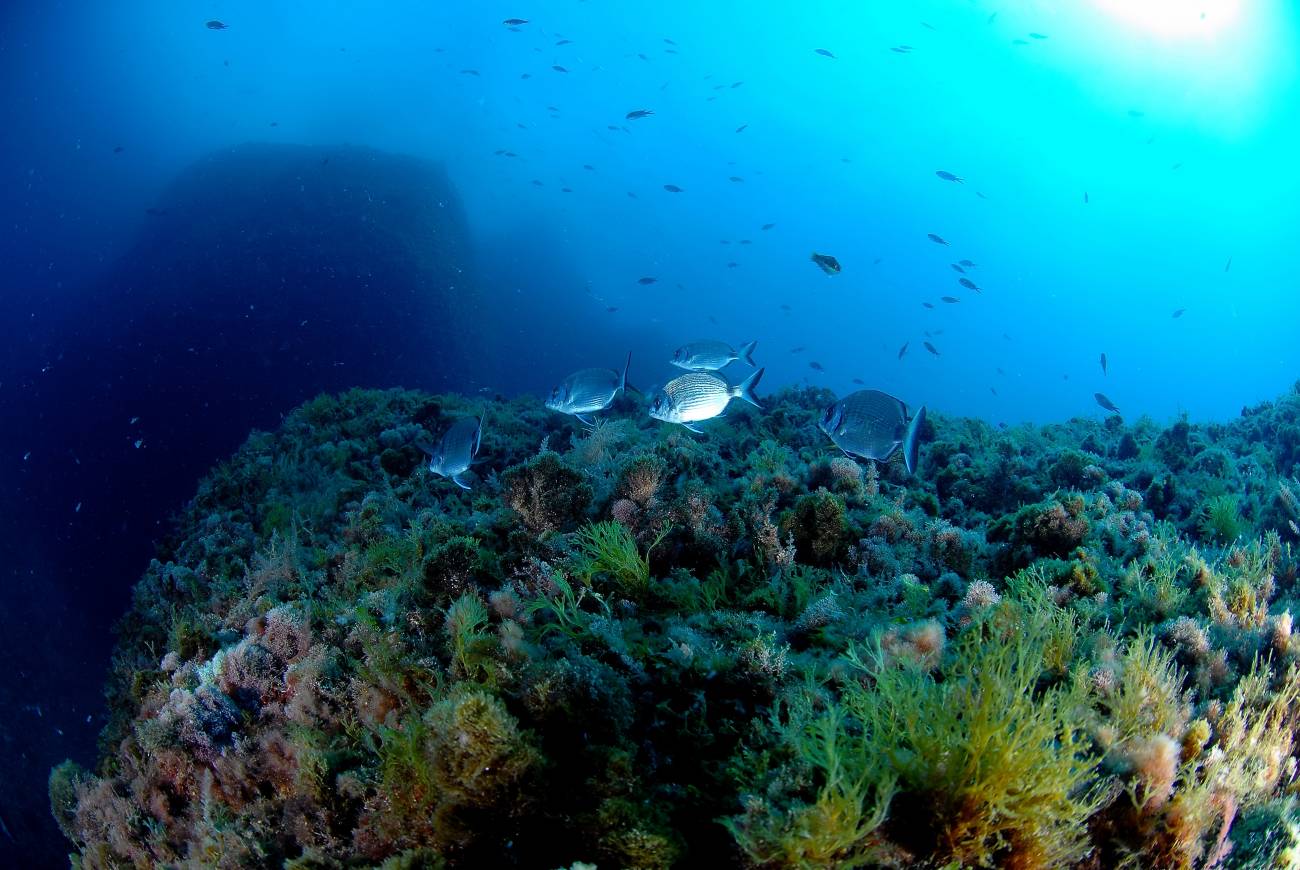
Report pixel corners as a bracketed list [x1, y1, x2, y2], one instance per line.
[52, 381, 1300, 868]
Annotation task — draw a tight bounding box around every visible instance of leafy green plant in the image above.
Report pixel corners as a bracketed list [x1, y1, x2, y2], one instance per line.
[444, 592, 497, 684]
[841, 605, 1106, 868]
[1198, 493, 1248, 545]
[571, 520, 667, 597]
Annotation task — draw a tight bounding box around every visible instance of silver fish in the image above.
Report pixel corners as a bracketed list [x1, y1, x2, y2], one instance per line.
[545, 352, 632, 426]
[670, 339, 757, 371]
[818, 389, 927, 474]
[649, 369, 763, 433]
[418, 415, 483, 489]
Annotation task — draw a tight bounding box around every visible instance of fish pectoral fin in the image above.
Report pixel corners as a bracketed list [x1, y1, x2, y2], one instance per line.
[451, 473, 472, 490]
[681, 422, 705, 434]
[575, 413, 596, 427]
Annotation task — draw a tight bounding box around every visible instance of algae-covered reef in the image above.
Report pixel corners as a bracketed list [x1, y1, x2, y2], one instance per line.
[52, 383, 1300, 868]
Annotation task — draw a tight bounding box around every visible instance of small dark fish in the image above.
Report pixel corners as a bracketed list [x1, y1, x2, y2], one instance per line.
[607, 125, 620, 131]
[638, 53, 650, 61]
[504, 151, 517, 157]
[941, 296, 960, 304]
[958, 259, 977, 267]
[988, 12, 999, 23]
[1012, 38, 1029, 45]
[761, 222, 775, 230]
[809, 361, 825, 372]
[460, 69, 480, 76]
[780, 304, 792, 312]
[810, 251, 841, 275]
[922, 22, 937, 30]
[727, 262, 739, 268]
[731, 81, 743, 88]
[735, 124, 748, 133]
[663, 184, 683, 192]
[521, 73, 532, 79]
[1094, 392, 1121, 414]
[738, 239, 751, 245]
[270, 121, 278, 127]
[1172, 308, 1185, 318]
[898, 341, 909, 360]
[665, 49, 678, 55]
[958, 277, 980, 292]
[626, 109, 654, 120]
[789, 346, 805, 353]
[890, 46, 911, 54]
[990, 387, 998, 396]
[1100, 353, 1108, 376]
[1224, 256, 1232, 272]
[561, 187, 572, 193]
[113, 145, 124, 153]
[852, 378, 866, 385]
[1084, 191, 1089, 203]
[924, 341, 940, 356]
[556, 39, 573, 46]
[627, 191, 637, 198]
[975, 191, 989, 199]
[951, 263, 965, 274]
[205, 20, 227, 30]
[664, 38, 677, 45]
[1128, 109, 1145, 118]
[997, 367, 1005, 375]
[927, 233, 949, 245]
[873, 257, 882, 264]
[547, 105, 560, 112]
[1171, 162, 1183, 170]
[552, 65, 568, 73]
[814, 48, 836, 58]
[922, 302, 935, 309]
[145, 207, 167, 216]
[935, 170, 963, 183]
[637, 277, 657, 285]
[583, 164, 595, 171]
[531, 179, 544, 187]
[606, 306, 619, 312]
[1029, 32, 1048, 39]
[720, 239, 732, 245]
[503, 18, 529, 26]
[729, 176, 744, 182]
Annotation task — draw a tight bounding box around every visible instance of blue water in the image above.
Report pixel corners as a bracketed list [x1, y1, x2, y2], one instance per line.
[3, 0, 1299, 861]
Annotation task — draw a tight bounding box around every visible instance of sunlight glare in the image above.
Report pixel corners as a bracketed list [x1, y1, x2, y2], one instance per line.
[1093, 0, 1243, 39]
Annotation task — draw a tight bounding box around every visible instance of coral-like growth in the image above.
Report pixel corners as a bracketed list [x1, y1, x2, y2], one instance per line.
[501, 451, 593, 534]
[52, 382, 1300, 868]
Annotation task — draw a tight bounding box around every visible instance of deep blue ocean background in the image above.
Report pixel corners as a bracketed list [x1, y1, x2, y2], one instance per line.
[3, 0, 1299, 862]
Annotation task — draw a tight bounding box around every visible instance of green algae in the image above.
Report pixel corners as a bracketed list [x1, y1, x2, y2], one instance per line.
[51, 382, 1300, 868]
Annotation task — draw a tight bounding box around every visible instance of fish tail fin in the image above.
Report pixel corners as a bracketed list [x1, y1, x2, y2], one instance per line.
[738, 340, 758, 367]
[735, 367, 764, 409]
[903, 406, 927, 475]
[619, 351, 631, 395]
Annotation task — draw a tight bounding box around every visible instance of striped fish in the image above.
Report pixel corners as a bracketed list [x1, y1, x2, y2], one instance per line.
[649, 369, 763, 433]
[670, 339, 757, 371]
[417, 414, 483, 490]
[818, 389, 926, 474]
[546, 352, 632, 425]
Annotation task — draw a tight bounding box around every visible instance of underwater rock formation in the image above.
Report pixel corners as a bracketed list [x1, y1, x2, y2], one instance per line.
[54, 382, 1300, 868]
